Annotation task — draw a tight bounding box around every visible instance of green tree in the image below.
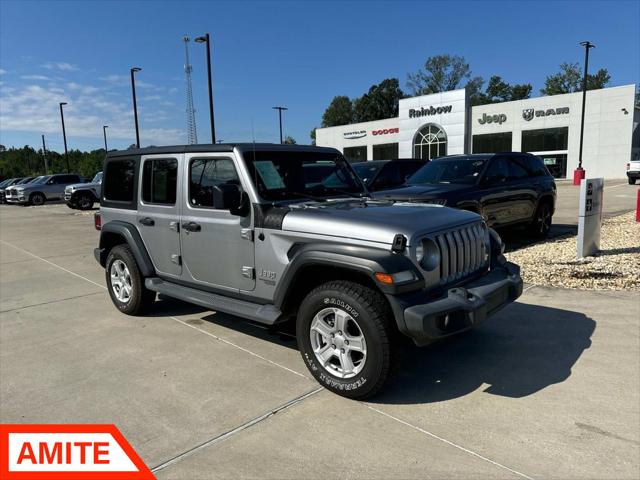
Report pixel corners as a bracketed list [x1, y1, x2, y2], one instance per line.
[541, 62, 610, 95]
[407, 54, 481, 96]
[309, 128, 316, 145]
[352, 78, 404, 123]
[472, 76, 533, 105]
[321, 96, 354, 127]
[283, 136, 297, 145]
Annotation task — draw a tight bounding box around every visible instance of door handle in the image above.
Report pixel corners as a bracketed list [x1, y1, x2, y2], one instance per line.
[182, 221, 201, 232]
[139, 217, 155, 226]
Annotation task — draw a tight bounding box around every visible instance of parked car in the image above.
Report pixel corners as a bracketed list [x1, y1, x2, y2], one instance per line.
[0, 177, 26, 203]
[627, 160, 640, 184]
[3, 177, 37, 203]
[65, 171, 103, 210]
[8, 173, 83, 206]
[94, 144, 522, 399]
[352, 159, 426, 191]
[375, 152, 557, 238]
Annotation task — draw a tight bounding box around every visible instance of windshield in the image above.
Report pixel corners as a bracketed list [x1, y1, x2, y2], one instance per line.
[0, 179, 12, 187]
[16, 177, 34, 185]
[243, 151, 366, 202]
[30, 176, 50, 185]
[407, 157, 489, 185]
[92, 172, 103, 183]
[352, 162, 383, 183]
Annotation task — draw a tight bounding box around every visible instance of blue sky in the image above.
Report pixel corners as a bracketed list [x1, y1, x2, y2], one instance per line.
[1, 0, 638, 152]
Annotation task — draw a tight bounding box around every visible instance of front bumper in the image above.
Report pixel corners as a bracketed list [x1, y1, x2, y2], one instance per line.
[400, 262, 522, 346]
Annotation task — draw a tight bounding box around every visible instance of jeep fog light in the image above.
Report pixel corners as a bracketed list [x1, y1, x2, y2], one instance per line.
[419, 238, 440, 271]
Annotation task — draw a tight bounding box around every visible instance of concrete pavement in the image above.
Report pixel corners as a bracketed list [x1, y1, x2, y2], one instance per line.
[1, 202, 638, 479]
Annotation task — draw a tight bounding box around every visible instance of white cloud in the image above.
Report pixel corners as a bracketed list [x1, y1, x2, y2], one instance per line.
[42, 62, 78, 72]
[20, 75, 51, 81]
[0, 69, 7, 75]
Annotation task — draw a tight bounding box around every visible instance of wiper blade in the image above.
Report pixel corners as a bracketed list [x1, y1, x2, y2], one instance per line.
[324, 187, 366, 199]
[287, 191, 327, 202]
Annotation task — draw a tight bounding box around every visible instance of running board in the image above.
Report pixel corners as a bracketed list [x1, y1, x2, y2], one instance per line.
[145, 277, 282, 325]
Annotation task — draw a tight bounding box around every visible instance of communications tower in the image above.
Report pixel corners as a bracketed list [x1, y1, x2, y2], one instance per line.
[183, 35, 197, 144]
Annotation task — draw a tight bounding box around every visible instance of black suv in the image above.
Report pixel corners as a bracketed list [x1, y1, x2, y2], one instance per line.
[376, 153, 556, 237]
[352, 159, 425, 191]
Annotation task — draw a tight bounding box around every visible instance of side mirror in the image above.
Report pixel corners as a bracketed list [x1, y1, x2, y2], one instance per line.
[46, 179, 55, 185]
[213, 184, 248, 216]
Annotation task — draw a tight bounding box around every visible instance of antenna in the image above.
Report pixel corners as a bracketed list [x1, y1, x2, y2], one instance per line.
[183, 35, 198, 144]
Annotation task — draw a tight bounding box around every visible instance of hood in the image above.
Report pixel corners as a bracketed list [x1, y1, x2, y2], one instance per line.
[373, 183, 474, 201]
[66, 181, 100, 191]
[281, 199, 481, 245]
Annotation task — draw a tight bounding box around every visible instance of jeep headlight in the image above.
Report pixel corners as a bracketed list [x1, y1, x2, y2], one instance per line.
[416, 238, 440, 271]
[424, 198, 447, 206]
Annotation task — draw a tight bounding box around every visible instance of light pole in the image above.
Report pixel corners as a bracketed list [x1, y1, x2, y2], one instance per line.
[574, 40, 595, 185]
[103, 125, 109, 153]
[130, 67, 142, 148]
[41, 134, 49, 174]
[272, 106, 288, 144]
[195, 33, 216, 143]
[59, 102, 70, 173]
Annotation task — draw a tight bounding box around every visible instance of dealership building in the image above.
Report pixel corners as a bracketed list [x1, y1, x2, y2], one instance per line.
[316, 84, 639, 179]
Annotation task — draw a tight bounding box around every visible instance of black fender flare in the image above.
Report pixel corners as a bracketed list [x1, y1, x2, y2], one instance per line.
[273, 242, 424, 310]
[97, 221, 155, 277]
[534, 193, 556, 215]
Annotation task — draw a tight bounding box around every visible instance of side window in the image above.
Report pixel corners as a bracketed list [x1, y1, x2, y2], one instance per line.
[508, 156, 532, 180]
[525, 156, 547, 177]
[189, 158, 239, 208]
[142, 158, 178, 205]
[399, 162, 423, 181]
[483, 158, 509, 184]
[104, 159, 136, 202]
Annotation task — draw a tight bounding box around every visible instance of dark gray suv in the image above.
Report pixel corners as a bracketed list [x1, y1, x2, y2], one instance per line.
[94, 144, 523, 398]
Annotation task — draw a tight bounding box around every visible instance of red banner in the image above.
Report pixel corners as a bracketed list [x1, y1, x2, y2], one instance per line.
[0, 424, 155, 480]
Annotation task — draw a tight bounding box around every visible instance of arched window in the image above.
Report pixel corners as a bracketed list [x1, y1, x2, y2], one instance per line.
[413, 124, 447, 160]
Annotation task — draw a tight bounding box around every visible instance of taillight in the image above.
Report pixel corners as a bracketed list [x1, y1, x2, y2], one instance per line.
[94, 212, 102, 230]
[627, 163, 631, 171]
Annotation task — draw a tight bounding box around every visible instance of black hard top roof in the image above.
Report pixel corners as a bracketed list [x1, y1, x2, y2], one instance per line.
[106, 143, 341, 158]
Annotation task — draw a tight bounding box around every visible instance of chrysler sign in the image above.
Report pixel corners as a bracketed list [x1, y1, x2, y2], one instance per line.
[408, 105, 453, 118]
[343, 130, 367, 139]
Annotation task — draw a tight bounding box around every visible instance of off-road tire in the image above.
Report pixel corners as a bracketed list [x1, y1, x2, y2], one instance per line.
[629, 177, 636, 185]
[29, 192, 46, 206]
[528, 201, 552, 238]
[105, 245, 155, 315]
[77, 193, 95, 210]
[297, 280, 399, 399]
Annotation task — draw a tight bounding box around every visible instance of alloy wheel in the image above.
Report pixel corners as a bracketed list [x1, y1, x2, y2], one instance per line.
[110, 259, 133, 303]
[309, 307, 367, 379]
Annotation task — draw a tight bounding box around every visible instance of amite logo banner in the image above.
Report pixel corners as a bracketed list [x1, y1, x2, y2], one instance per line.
[0, 424, 155, 479]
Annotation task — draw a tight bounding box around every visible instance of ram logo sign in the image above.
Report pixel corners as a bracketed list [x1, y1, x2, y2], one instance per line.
[523, 106, 570, 121]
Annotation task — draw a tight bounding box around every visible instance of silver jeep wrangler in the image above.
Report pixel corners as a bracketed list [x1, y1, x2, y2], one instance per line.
[94, 144, 522, 399]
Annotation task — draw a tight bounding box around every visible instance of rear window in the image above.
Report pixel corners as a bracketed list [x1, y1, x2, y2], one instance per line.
[142, 158, 178, 205]
[104, 159, 136, 202]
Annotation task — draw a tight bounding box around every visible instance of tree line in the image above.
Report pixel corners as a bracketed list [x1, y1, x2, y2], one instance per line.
[312, 54, 614, 142]
[0, 145, 105, 180]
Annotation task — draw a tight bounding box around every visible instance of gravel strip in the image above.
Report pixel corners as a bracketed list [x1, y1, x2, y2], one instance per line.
[506, 212, 640, 291]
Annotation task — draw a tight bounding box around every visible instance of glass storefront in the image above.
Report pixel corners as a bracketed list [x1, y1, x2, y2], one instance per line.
[372, 143, 399, 160]
[343, 146, 367, 163]
[522, 127, 568, 152]
[537, 153, 567, 178]
[472, 132, 512, 153]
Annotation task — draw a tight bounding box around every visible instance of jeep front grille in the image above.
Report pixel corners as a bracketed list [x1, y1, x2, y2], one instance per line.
[434, 222, 488, 284]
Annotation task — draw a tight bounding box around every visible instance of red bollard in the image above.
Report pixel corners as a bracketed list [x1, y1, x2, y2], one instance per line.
[573, 168, 586, 185]
[636, 188, 640, 222]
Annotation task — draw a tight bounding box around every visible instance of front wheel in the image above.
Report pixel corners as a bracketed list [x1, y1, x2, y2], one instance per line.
[297, 280, 398, 399]
[77, 193, 95, 210]
[105, 245, 155, 315]
[29, 192, 46, 206]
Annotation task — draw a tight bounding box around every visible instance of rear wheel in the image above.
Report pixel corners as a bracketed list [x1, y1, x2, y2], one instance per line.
[297, 280, 398, 399]
[105, 245, 155, 315]
[528, 201, 552, 238]
[629, 177, 636, 185]
[29, 192, 45, 206]
[77, 193, 95, 210]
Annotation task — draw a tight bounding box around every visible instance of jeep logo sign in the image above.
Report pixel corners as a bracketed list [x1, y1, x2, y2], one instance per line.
[408, 105, 452, 118]
[523, 106, 570, 121]
[343, 130, 367, 139]
[478, 113, 507, 125]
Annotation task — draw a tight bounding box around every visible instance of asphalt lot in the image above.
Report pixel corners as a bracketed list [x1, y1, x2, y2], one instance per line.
[1, 180, 639, 479]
